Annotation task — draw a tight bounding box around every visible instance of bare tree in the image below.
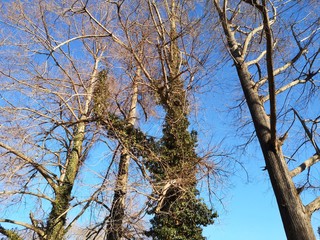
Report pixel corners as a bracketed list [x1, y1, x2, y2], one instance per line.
[0, 1, 116, 239]
[213, 0, 320, 239]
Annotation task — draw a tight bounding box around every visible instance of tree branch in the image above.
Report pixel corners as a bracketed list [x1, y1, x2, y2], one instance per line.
[0, 219, 44, 237]
[0, 225, 22, 240]
[83, 7, 128, 49]
[260, 1, 277, 147]
[293, 109, 320, 154]
[51, 34, 111, 52]
[0, 142, 57, 192]
[290, 155, 320, 178]
[247, 50, 266, 66]
[256, 48, 307, 87]
[262, 79, 307, 102]
[306, 196, 320, 216]
[243, 25, 264, 57]
[0, 190, 54, 202]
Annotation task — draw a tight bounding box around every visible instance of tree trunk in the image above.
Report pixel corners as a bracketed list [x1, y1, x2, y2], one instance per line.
[106, 72, 139, 240]
[45, 121, 85, 240]
[105, 151, 131, 240]
[213, 1, 316, 236]
[235, 61, 316, 240]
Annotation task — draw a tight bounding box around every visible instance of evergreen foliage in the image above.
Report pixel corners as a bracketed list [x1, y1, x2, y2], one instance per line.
[93, 69, 109, 118]
[146, 77, 217, 239]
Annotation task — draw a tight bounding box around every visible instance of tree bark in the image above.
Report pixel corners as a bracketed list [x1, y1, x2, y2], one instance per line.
[213, 1, 317, 238]
[45, 121, 85, 240]
[0, 226, 23, 240]
[235, 57, 316, 240]
[106, 71, 139, 240]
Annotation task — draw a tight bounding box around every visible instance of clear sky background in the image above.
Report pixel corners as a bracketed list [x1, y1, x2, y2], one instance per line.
[204, 165, 287, 240]
[204, 165, 320, 240]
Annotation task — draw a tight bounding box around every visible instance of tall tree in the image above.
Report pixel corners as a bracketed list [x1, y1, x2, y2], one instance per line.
[80, 0, 218, 238]
[77, 2, 160, 238]
[213, 0, 320, 239]
[144, 1, 217, 239]
[105, 68, 140, 240]
[0, 1, 114, 239]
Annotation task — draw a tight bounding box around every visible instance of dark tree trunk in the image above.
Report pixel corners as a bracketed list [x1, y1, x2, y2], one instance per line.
[213, 1, 317, 237]
[236, 62, 316, 240]
[106, 74, 139, 240]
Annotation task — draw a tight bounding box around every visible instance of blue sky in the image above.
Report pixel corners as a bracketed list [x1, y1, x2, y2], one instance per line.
[204, 164, 320, 240]
[204, 167, 287, 240]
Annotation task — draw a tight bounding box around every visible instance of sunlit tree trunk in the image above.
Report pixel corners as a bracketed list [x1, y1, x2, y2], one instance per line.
[106, 69, 139, 240]
[45, 121, 85, 240]
[235, 61, 315, 240]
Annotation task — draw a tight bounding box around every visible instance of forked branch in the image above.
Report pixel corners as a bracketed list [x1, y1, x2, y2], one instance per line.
[293, 109, 320, 154]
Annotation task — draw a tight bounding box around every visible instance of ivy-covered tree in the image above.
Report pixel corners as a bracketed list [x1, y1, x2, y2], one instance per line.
[0, 0, 219, 239]
[146, 99, 217, 239]
[145, 1, 217, 239]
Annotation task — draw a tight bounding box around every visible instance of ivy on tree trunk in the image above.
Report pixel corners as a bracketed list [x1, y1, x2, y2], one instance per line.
[146, 2, 217, 238]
